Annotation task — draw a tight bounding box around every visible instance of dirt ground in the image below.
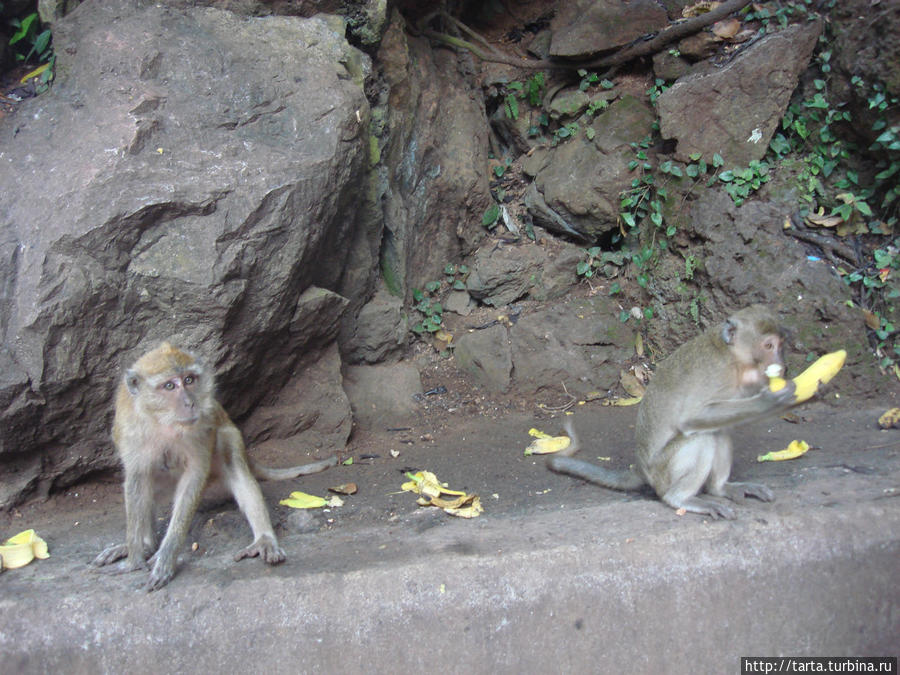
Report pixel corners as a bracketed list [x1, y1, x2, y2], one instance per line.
[2, 355, 898, 591]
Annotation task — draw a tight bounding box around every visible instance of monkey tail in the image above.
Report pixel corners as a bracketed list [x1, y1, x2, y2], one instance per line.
[548, 417, 646, 491]
[546, 456, 646, 492]
[248, 455, 338, 481]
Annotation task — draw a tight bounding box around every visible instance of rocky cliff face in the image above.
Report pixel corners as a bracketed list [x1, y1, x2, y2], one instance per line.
[0, 0, 890, 506]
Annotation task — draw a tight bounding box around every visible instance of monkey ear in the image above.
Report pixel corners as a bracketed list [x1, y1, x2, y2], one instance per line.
[721, 318, 737, 345]
[125, 369, 142, 396]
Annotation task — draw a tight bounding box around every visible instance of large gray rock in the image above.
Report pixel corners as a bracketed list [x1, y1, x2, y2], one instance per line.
[524, 95, 656, 240]
[658, 21, 822, 166]
[549, 0, 668, 58]
[373, 12, 492, 298]
[0, 0, 372, 504]
[342, 362, 424, 428]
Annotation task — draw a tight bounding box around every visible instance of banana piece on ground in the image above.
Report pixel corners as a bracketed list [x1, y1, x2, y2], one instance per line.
[767, 349, 846, 404]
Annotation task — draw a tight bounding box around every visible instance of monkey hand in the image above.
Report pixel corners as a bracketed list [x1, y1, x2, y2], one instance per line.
[234, 534, 286, 565]
[762, 377, 796, 407]
[768, 349, 846, 403]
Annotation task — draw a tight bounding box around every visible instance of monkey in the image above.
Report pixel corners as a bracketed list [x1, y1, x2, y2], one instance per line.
[91, 342, 337, 591]
[548, 305, 797, 520]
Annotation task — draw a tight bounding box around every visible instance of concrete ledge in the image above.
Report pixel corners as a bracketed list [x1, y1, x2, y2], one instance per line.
[3, 494, 898, 673]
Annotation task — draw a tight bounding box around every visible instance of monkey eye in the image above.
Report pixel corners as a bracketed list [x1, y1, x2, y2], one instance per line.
[162, 381, 176, 391]
[184, 375, 196, 386]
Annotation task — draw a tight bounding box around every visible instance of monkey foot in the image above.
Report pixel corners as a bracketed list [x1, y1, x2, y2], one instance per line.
[670, 496, 736, 520]
[721, 481, 775, 503]
[91, 543, 129, 567]
[145, 560, 177, 592]
[234, 535, 286, 565]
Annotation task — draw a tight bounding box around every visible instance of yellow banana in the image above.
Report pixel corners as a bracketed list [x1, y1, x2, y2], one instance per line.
[758, 440, 810, 462]
[768, 349, 846, 403]
[0, 529, 49, 569]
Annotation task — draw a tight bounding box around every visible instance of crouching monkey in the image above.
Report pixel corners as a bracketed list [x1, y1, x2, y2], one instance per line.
[92, 342, 336, 590]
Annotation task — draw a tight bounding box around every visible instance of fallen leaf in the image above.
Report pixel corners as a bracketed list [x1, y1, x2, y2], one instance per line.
[602, 396, 643, 406]
[862, 309, 880, 331]
[805, 213, 844, 228]
[329, 483, 358, 495]
[712, 18, 740, 39]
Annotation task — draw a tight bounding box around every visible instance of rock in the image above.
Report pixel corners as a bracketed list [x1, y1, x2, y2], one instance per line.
[466, 244, 546, 307]
[451, 296, 634, 397]
[658, 21, 823, 166]
[242, 342, 352, 457]
[453, 324, 512, 392]
[550, 0, 668, 59]
[285, 508, 319, 534]
[342, 363, 424, 429]
[526, 95, 656, 239]
[342, 286, 407, 364]
[653, 50, 691, 81]
[510, 298, 633, 397]
[374, 12, 492, 296]
[444, 290, 476, 317]
[0, 0, 371, 505]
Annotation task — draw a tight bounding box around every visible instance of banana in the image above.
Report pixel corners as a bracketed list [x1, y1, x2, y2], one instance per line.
[0, 529, 50, 569]
[758, 440, 810, 462]
[768, 349, 846, 403]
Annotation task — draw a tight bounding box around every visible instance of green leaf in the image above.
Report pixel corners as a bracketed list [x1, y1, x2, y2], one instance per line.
[482, 203, 500, 227]
[9, 13, 38, 46]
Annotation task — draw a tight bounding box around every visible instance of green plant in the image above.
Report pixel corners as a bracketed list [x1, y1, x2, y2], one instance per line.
[411, 285, 444, 335]
[718, 160, 771, 206]
[552, 121, 580, 145]
[443, 263, 469, 291]
[482, 202, 500, 229]
[576, 247, 626, 280]
[502, 72, 546, 120]
[8, 12, 52, 63]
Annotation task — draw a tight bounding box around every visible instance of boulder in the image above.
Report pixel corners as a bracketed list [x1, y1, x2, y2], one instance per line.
[0, 0, 372, 504]
[658, 21, 822, 166]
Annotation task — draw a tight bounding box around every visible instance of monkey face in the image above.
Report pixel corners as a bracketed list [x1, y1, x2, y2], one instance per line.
[156, 373, 202, 424]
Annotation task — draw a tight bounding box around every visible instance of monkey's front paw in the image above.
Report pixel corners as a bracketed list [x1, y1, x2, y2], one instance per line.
[764, 378, 796, 406]
[235, 535, 286, 565]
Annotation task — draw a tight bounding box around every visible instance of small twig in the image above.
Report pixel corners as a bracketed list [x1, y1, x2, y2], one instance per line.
[785, 225, 860, 267]
[580, 0, 754, 70]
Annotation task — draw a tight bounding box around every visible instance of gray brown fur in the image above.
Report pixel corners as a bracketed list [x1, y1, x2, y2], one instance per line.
[92, 342, 336, 590]
[548, 305, 796, 519]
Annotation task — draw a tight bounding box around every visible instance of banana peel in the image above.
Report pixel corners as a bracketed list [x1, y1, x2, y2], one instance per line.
[402, 471, 483, 518]
[524, 428, 571, 455]
[878, 408, 900, 429]
[768, 349, 846, 403]
[279, 491, 327, 509]
[0, 529, 50, 569]
[758, 440, 810, 462]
